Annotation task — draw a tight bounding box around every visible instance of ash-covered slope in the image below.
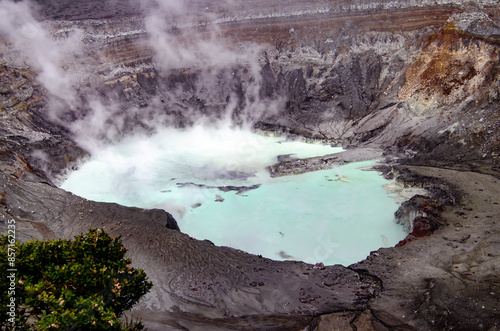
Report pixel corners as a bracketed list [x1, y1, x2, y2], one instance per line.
[1, 0, 500, 330]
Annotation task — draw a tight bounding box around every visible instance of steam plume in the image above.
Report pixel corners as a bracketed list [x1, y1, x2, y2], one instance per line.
[0, 0, 286, 154]
[0, 0, 83, 109]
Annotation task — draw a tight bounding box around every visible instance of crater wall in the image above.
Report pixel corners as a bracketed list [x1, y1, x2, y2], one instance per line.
[1, 0, 500, 330]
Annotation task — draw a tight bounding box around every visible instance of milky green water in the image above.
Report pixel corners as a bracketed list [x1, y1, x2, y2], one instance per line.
[61, 126, 404, 266]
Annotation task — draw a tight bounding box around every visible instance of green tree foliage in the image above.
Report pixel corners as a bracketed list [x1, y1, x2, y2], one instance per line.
[0, 229, 152, 330]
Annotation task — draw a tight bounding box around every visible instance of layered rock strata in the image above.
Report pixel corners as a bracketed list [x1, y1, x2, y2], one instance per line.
[1, 0, 500, 330]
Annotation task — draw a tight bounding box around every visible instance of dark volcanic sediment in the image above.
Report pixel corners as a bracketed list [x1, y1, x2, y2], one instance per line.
[1, 0, 500, 330]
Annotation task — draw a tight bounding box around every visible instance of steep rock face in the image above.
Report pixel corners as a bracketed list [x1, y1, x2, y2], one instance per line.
[11, 1, 496, 172]
[399, 26, 498, 109]
[25, 0, 499, 173]
[0, 66, 86, 181]
[1, 0, 500, 330]
[395, 24, 500, 167]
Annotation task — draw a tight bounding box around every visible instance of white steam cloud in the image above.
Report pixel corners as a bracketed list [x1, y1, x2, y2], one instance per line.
[0, 0, 83, 110]
[142, 0, 282, 125]
[0, 0, 286, 154]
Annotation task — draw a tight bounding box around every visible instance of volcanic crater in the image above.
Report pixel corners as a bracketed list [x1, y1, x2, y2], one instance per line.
[1, 0, 500, 330]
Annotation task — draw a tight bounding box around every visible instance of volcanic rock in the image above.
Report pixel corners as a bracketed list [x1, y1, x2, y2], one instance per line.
[0, 0, 499, 330]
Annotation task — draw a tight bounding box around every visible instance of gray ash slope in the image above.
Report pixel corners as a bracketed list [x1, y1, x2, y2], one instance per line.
[1, 0, 500, 330]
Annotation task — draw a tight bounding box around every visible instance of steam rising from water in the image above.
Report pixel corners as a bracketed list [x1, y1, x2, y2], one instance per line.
[61, 125, 345, 209]
[0, 0, 277, 153]
[1, 1, 405, 265]
[61, 126, 404, 266]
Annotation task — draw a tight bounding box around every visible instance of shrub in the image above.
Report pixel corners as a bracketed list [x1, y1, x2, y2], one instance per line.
[0, 229, 152, 330]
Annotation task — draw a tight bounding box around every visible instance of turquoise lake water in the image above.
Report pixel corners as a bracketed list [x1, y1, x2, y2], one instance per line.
[61, 126, 404, 266]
